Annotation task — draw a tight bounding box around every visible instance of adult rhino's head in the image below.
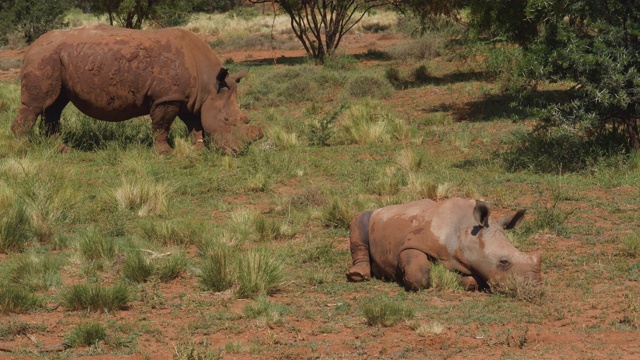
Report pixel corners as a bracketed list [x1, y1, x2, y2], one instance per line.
[458, 200, 542, 290]
[201, 68, 262, 155]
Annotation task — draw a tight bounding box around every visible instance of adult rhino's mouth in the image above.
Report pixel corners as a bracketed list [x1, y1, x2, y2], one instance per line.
[212, 125, 262, 156]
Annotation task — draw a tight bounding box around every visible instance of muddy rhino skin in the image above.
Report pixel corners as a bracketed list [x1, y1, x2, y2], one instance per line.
[11, 24, 262, 154]
[347, 198, 542, 291]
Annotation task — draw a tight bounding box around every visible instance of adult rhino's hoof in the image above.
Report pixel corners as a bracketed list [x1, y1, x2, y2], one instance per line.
[346, 263, 371, 282]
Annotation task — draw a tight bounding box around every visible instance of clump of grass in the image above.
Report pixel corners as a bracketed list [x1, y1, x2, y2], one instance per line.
[61, 282, 130, 312]
[336, 100, 407, 145]
[361, 294, 415, 327]
[341, 73, 394, 100]
[490, 275, 545, 304]
[243, 296, 288, 328]
[395, 148, 422, 172]
[65, 322, 107, 347]
[76, 228, 116, 262]
[621, 233, 640, 258]
[0, 201, 32, 253]
[198, 246, 235, 293]
[429, 263, 464, 291]
[265, 126, 301, 149]
[389, 36, 444, 62]
[405, 174, 453, 201]
[235, 249, 284, 298]
[368, 166, 406, 196]
[410, 320, 445, 336]
[228, 209, 259, 241]
[243, 172, 270, 192]
[155, 251, 188, 282]
[4, 252, 63, 291]
[0, 320, 46, 341]
[140, 220, 203, 247]
[174, 340, 222, 360]
[122, 251, 154, 283]
[321, 197, 361, 229]
[0, 284, 42, 314]
[114, 176, 170, 216]
[255, 217, 284, 242]
[518, 200, 572, 237]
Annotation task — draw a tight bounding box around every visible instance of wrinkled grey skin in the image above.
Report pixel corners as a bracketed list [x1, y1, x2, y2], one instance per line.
[11, 24, 262, 155]
[347, 198, 542, 291]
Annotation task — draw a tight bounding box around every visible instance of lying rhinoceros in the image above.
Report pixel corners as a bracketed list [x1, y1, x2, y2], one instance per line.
[347, 198, 542, 291]
[11, 24, 262, 155]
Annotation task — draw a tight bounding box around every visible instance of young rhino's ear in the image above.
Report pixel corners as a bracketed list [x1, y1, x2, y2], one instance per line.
[497, 209, 526, 230]
[473, 200, 490, 228]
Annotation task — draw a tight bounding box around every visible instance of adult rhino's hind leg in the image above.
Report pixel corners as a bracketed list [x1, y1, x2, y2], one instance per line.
[151, 102, 180, 154]
[398, 249, 432, 291]
[346, 211, 373, 282]
[12, 69, 62, 138]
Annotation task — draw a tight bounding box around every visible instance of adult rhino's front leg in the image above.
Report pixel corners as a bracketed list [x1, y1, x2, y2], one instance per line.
[150, 101, 180, 154]
[398, 249, 432, 291]
[179, 114, 206, 150]
[346, 211, 373, 282]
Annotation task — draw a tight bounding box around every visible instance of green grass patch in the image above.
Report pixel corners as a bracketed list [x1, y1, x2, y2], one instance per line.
[61, 282, 130, 312]
[65, 322, 107, 347]
[361, 294, 415, 327]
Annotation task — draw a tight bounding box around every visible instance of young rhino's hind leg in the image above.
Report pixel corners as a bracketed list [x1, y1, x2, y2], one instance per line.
[346, 211, 373, 282]
[398, 249, 432, 291]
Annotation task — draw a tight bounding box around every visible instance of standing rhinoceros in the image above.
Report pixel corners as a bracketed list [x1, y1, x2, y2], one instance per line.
[347, 198, 542, 291]
[11, 24, 262, 155]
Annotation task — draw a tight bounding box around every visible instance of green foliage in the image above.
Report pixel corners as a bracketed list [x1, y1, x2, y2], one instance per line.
[61, 282, 130, 312]
[306, 104, 344, 146]
[496, 0, 640, 153]
[0, 0, 72, 44]
[360, 294, 414, 327]
[88, 0, 192, 28]
[65, 322, 107, 347]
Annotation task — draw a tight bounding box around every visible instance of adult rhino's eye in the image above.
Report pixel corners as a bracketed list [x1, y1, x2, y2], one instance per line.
[498, 259, 511, 269]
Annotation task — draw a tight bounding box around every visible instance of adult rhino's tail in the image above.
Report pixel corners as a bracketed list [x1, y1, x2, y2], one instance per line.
[346, 211, 373, 282]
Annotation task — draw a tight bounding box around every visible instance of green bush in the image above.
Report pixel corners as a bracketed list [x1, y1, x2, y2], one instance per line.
[341, 73, 394, 100]
[0, 0, 72, 44]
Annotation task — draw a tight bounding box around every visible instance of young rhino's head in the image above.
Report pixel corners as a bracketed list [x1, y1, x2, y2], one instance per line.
[460, 201, 542, 290]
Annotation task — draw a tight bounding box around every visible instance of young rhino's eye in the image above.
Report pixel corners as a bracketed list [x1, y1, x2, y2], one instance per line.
[498, 259, 511, 269]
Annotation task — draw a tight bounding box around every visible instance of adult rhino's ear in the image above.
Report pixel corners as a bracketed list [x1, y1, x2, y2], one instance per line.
[229, 68, 249, 84]
[216, 68, 229, 91]
[473, 200, 490, 228]
[497, 209, 526, 230]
